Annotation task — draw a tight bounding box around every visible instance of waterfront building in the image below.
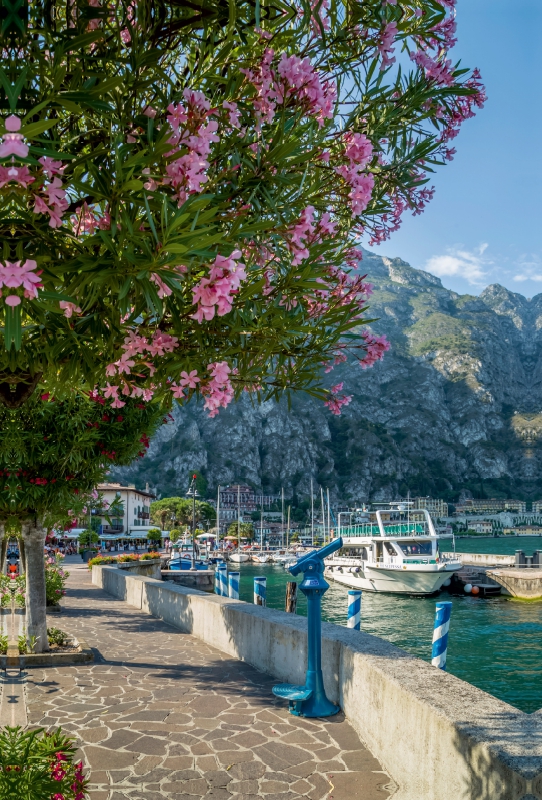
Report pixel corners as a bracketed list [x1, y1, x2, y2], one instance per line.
[71, 482, 158, 550]
[469, 520, 493, 534]
[219, 484, 280, 522]
[454, 498, 526, 514]
[533, 501, 542, 513]
[411, 496, 449, 517]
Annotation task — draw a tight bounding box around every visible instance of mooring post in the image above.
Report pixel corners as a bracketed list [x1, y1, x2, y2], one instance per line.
[228, 571, 240, 599]
[215, 563, 227, 596]
[285, 581, 297, 613]
[347, 590, 362, 630]
[254, 576, 266, 606]
[272, 537, 343, 718]
[431, 601, 452, 670]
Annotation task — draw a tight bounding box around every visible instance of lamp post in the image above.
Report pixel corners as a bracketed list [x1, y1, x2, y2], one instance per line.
[186, 474, 199, 572]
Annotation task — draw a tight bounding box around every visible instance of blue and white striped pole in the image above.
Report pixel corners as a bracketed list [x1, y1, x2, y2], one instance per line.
[228, 571, 240, 600]
[431, 601, 452, 670]
[254, 576, 266, 606]
[347, 590, 362, 630]
[219, 564, 229, 597]
[215, 563, 227, 596]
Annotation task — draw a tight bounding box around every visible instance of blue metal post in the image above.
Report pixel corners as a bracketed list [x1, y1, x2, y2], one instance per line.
[228, 571, 240, 599]
[347, 590, 362, 630]
[431, 601, 452, 670]
[254, 576, 266, 606]
[272, 537, 343, 718]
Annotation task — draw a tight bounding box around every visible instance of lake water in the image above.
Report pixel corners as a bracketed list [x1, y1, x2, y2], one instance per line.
[234, 538, 542, 713]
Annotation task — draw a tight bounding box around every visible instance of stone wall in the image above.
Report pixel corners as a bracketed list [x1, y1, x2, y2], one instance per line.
[92, 564, 542, 800]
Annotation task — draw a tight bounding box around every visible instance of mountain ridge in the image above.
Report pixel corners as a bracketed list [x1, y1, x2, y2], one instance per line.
[113, 249, 542, 505]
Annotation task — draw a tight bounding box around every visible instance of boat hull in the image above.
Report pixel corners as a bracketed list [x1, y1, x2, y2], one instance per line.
[325, 563, 459, 595]
[229, 553, 250, 563]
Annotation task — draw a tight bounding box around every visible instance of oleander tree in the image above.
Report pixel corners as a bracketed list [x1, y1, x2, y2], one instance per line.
[0, 0, 484, 649]
[0, 0, 484, 412]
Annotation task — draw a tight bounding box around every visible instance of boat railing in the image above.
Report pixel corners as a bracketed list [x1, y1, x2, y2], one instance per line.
[341, 522, 427, 538]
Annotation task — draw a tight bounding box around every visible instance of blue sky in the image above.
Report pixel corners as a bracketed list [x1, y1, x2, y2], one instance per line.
[369, 0, 542, 299]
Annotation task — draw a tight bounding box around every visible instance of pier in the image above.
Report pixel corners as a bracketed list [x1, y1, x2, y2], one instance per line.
[449, 551, 542, 598]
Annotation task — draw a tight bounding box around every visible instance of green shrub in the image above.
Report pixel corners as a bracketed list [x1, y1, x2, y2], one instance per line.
[78, 529, 100, 547]
[140, 552, 160, 561]
[0, 726, 89, 799]
[147, 528, 162, 544]
[47, 627, 70, 647]
[44, 554, 69, 606]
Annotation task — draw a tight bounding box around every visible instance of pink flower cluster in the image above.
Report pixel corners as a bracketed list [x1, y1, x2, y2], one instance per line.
[0, 116, 69, 228]
[324, 382, 352, 416]
[202, 361, 235, 417]
[0, 259, 42, 305]
[286, 206, 336, 266]
[71, 201, 111, 235]
[411, 50, 454, 87]
[378, 21, 398, 71]
[359, 330, 390, 368]
[242, 49, 336, 129]
[103, 329, 179, 406]
[335, 132, 374, 216]
[165, 88, 219, 205]
[276, 53, 336, 126]
[191, 250, 246, 322]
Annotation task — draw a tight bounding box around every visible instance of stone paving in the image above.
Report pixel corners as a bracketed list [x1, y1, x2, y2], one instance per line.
[25, 559, 394, 800]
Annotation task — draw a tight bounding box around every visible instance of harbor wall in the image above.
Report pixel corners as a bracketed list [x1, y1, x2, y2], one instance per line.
[92, 565, 542, 800]
[444, 551, 515, 567]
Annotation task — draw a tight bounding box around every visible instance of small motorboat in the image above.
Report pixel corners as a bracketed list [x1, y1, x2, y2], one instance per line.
[228, 549, 250, 563]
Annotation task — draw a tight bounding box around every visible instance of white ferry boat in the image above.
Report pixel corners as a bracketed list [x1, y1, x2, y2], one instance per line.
[325, 505, 461, 595]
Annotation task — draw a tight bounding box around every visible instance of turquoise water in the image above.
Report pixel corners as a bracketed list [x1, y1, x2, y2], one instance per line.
[454, 535, 542, 555]
[235, 548, 542, 713]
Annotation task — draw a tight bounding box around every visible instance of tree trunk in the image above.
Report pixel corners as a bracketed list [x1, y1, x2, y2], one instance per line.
[18, 536, 26, 575]
[21, 521, 49, 653]
[0, 523, 5, 575]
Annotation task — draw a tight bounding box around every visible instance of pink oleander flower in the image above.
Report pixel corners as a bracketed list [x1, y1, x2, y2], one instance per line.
[0, 259, 42, 297]
[191, 250, 246, 322]
[202, 360, 234, 417]
[378, 21, 398, 71]
[276, 53, 336, 126]
[0, 115, 28, 158]
[0, 164, 35, 188]
[179, 369, 200, 389]
[150, 273, 172, 298]
[59, 301, 82, 318]
[5, 295, 21, 306]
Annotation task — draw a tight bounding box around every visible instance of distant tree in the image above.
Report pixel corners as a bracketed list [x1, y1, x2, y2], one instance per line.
[169, 529, 182, 543]
[78, 529, 100, 548]
[227, 522, 254, 540]
[147, 528, 162, 547]
[151, 497, 215, 529]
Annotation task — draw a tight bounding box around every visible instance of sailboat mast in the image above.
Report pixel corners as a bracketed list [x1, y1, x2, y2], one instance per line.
[281, 487, 285, 548]
[217, 484, 221, 548]
[320, 487, 325, 544]
[327, 488, 331, 541]
[311, 478, 314, 546]
[237, 485, 240, 541]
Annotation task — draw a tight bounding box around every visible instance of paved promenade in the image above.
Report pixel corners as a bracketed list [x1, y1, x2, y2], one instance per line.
[26, 559, 394, 800]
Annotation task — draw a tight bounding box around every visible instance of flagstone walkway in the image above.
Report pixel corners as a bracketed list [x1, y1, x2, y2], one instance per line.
[25, 558, 394, 800]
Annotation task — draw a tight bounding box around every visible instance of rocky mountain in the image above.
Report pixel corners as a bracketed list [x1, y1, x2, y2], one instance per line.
[112, 249, 542, 506]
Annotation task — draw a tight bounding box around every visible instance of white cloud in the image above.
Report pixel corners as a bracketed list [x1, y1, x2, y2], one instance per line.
[512, 255, 542, 283]
[425, 244, 491, 286]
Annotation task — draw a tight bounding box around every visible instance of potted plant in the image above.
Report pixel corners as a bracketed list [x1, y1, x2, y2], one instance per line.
[78, 529, 100, 562]
[146, 527, 162, 552]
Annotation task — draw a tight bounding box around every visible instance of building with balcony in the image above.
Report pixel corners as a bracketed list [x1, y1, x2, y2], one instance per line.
[454, 498, 526, 515]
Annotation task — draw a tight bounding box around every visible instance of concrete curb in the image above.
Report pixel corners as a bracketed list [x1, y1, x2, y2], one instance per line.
[0, 636, 94, 668]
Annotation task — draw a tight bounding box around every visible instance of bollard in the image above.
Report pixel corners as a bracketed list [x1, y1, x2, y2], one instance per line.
[219, 564, 229, 597]
[215, 563, 227, 596]
[228, 571, 240, 599]
[285, 581, 297, 613]
[431, 601, 452, 670]
[272, 538, 343, 718]
[254, 576, 266, 606]
[347, 590, 362, 630]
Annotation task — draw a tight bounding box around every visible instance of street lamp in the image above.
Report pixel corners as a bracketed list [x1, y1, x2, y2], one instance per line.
[186, 474, 199, 572]
[338, 511, 353, 539]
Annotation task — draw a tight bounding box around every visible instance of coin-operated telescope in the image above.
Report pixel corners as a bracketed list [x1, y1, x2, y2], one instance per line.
[272, 537, 343, 717]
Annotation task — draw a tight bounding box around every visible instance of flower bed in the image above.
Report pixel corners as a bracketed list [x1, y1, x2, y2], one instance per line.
[45, 554, 69, 607]
[0, 725, 89, 799]
[88, 553, 160, 569]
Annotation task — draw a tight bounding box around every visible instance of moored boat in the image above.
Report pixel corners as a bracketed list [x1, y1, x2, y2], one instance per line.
[325, 505, 461, 596]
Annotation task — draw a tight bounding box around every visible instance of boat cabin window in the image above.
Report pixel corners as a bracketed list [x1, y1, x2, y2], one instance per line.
[384, 542, 396, 556]
[338, 547, 368, 559]
[397, 541, 433, 556]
